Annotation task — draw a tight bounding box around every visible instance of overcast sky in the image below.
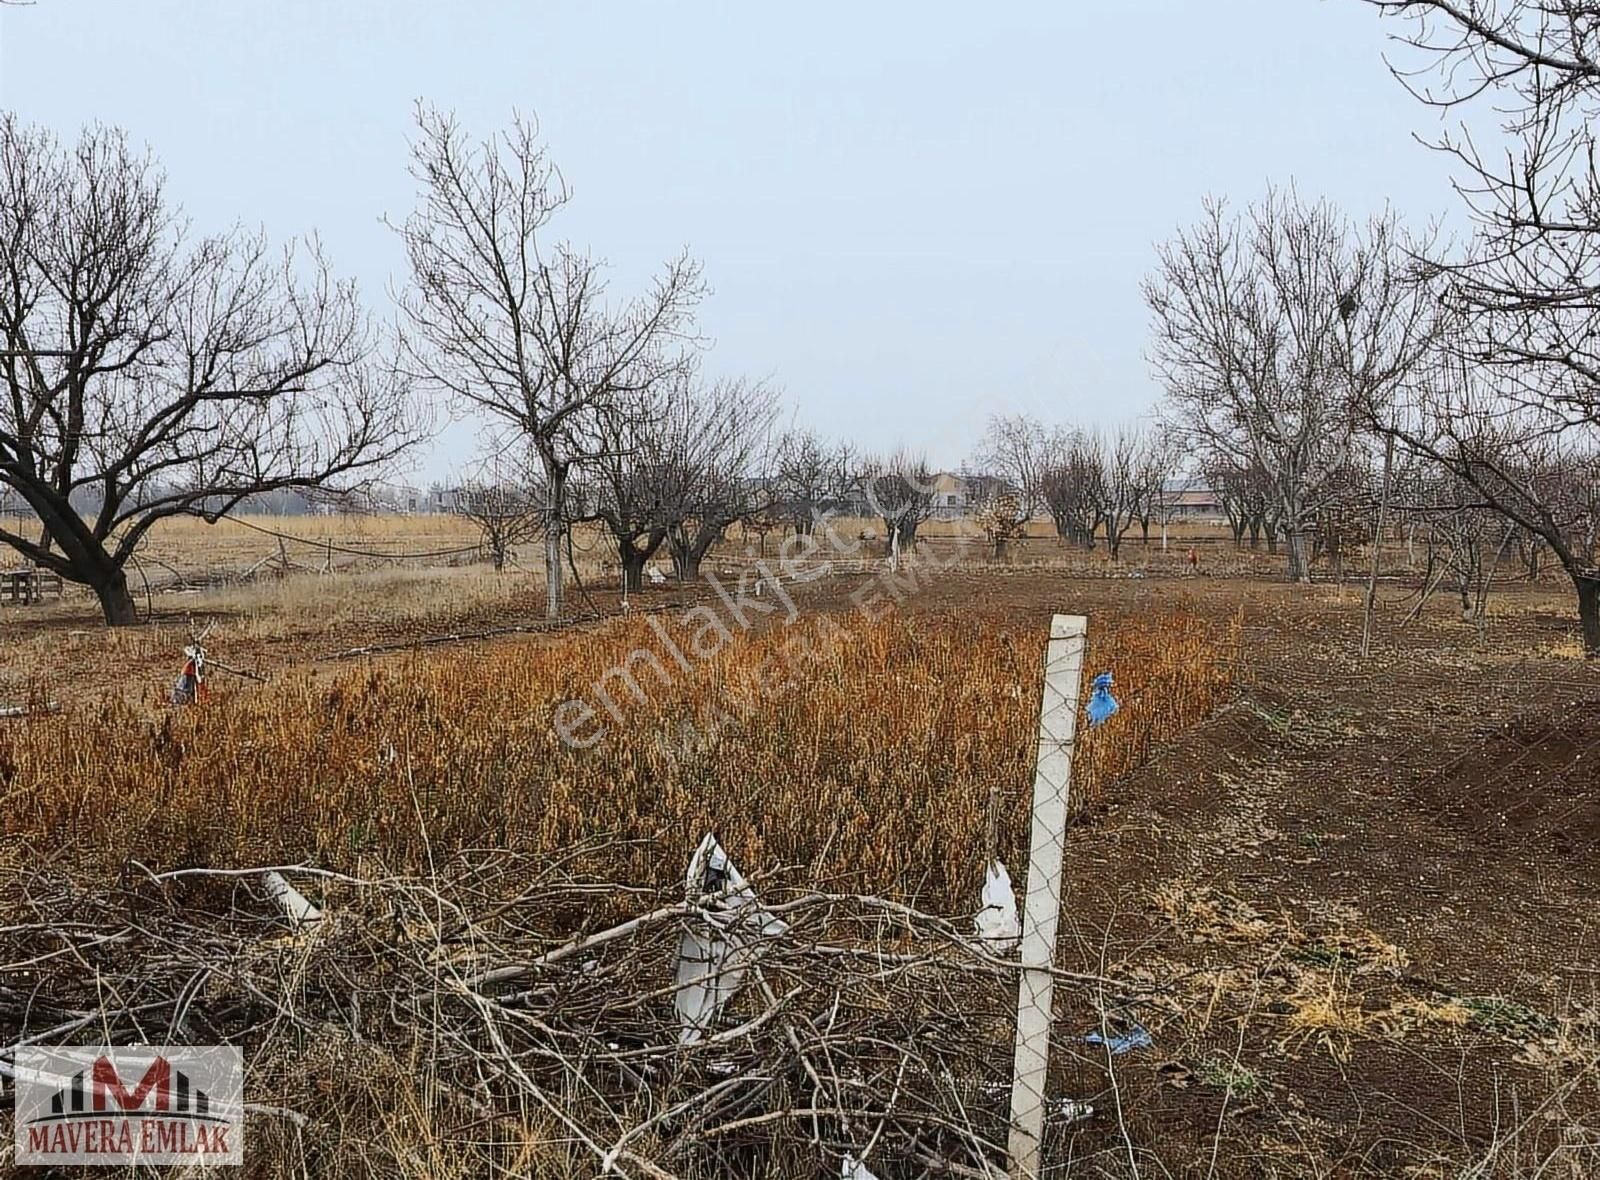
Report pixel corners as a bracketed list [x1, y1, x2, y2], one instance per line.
[0, 1, 1462, 480]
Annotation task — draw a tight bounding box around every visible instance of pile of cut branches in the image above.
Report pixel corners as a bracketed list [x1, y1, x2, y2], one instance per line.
[0, 844, 1141, 1179]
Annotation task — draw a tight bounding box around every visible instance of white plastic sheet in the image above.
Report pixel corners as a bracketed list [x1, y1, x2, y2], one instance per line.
[674, 834, 787, 1043]
[261, 870, 322, 927]
[974, 859, 1020, 953]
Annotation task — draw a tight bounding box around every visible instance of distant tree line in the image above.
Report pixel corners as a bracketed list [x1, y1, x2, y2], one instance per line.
[20, 7, 1600, 657]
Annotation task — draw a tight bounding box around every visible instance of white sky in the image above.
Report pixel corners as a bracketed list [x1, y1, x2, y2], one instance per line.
[0, 1, 1466, 480]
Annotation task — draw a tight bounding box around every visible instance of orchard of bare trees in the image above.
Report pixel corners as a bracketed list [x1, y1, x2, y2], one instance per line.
[1093, 0, 1600, 656]
[12, 6, 1600, 659]
[971, 414, 1178, 558]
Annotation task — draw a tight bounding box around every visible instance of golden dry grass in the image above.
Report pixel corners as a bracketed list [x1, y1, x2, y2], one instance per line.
[1535, 634, 1588, 660]
[0, 566, 544, 703]
[146, 510, 480, 543]
[126, 512, 483, 575]
[102, 512, 614, 583]
[0, 606, 1237, 911]
[1276, 969, 1372, 1062]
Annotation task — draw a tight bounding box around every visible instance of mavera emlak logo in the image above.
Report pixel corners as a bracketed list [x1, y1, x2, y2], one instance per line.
[13, 1045, 243, 1166]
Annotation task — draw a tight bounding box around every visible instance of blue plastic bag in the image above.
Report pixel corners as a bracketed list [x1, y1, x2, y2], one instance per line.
[1084, 1023, 1151, 1054]
[1086, 671, 1119, 727]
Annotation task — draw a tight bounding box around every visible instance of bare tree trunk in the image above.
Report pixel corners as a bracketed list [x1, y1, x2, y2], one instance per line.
[1286, 530, 1310, 582]
[14, 491, 141, 626]
[544, 525, 563, 619]
[621, 546, 647, 593]
[668, 522, 719, 582]
[543, 465, 566, 621]
[689, 523, 724, 581]
[1404, 552, 1446, 625]
[1472, 524, 1517, 647]
[670, 536, 701, 582]
[1577, 573, 1600, 657]
[92, 567, 139, 626]
[1362, 433, 1394, 658]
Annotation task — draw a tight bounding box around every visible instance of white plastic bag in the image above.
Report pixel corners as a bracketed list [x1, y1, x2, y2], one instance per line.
[974, 860, 1020, 953]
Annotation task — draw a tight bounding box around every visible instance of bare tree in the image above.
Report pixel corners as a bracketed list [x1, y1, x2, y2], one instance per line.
[1097, 429, 1140, 560]
[1425, 476, 1519, 631]
[1032, 425, 1171, 558]
[573, 375, 777, 591]
[1389, 457, 1513, 630]
[1309, 449, 1376, 581]
[1380, 349, 1600, 648]
[1207, 453, 1279, 550]
[451, 454, 544, 572]
[1038, 430, 1106, 549]
[1145, 189, 1438, 580]
[860, 451, 936, 553]
[1100, 424, 1171, 559]
[770, 428, 854, 537]
[971, 489, 1028, 560]
[975, 413, 1055, 518]
[395, 105, 703, 620]
[1132, 426, 1183, 546]
[1368, 2, 1600, 342]
[574, 391, 678, 595]
[662, 378, 779, 581]
[0, 117, 421, 625]
[1364, 1, 1600, 650]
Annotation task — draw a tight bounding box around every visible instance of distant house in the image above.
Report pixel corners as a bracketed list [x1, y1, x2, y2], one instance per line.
[925, 472, 1025, 519]
[1161, 478, 1224, 521]
[839, 471, 967, 519]
[930, 471, 969, 519]
[364, 482, 428, 515]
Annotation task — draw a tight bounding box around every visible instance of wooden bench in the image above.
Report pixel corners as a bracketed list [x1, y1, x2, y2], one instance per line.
[0, 569, 63, 605]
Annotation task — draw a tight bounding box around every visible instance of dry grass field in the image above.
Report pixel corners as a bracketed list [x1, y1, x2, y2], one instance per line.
[1, 608, 1235, 907]
[2, 518, 1598, 1177]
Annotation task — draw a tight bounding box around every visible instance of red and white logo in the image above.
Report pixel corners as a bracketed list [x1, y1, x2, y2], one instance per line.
[13, 1045, 243, 1165]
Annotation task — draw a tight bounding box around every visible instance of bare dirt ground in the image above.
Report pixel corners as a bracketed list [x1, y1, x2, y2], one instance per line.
[3, 540, 1597, 1176]
[841, 570, 1600, 1177]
